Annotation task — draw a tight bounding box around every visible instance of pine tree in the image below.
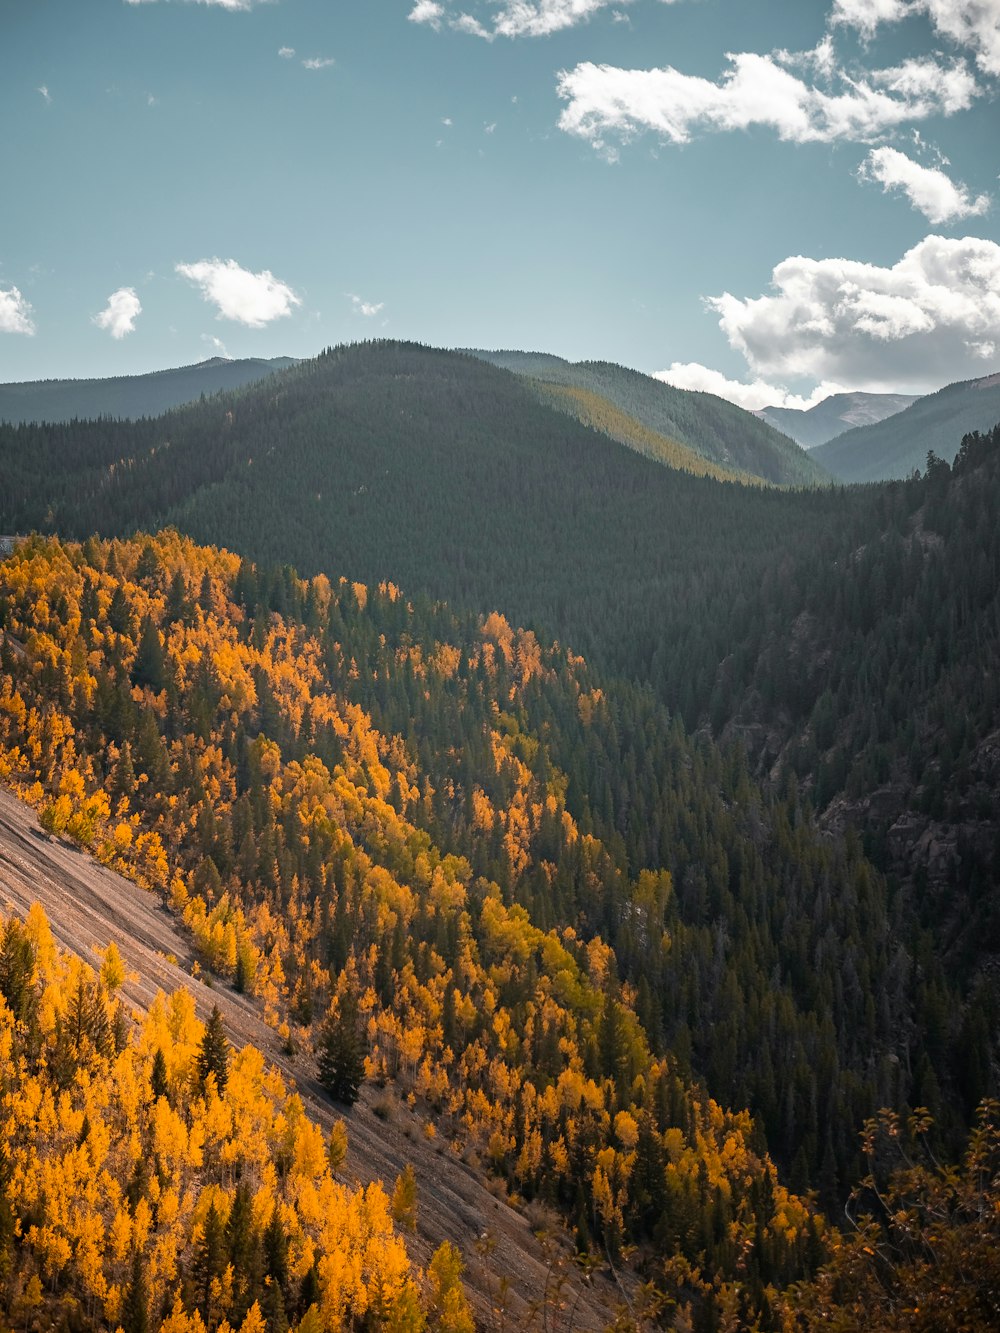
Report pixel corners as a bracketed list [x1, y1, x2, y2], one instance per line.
[120, 1249, 150, 1333]
[192, 1200, 227, 1315]
[110, 741, 138, 799]
[151, 1047, 169, 1101]
[132, 616, 165, 691]
[316, 994, 365, 1105]
[196, 1005, 230, 1095]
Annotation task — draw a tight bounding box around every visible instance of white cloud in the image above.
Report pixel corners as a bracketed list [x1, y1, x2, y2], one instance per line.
[176, 258, 301, 327]
[92, 287, 142, 339]
[832, 1, 1000, 76]
[556, 47, 978, 152]
[349, 294, 384, 318]
[860, 145, 989, 222]
[201, 333, 229, 356]
[37, 85, 51, 104]
[124, 1, 266, 10]
[0, 286, 35, 336]
[409, 0, 664, 40]
[278, 46, 295, 59]
[655, 363, 844, 412]
[706, 234, 1000, 393]
[302, 56, 335, 70]
[408, 0, 445, 26]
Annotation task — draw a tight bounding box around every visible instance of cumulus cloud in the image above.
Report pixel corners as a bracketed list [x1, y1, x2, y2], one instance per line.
[349, 294, 384, 318]
[831, 1, 1000, 77]
[0, 286, 35, 335]
[408, 0, 445, 26]
[655, 363, 845, 412]
[408, 0, 663, 40]
[125, 1, 266, 10]
[92, 287, 142, 339]
[556, 46, 977, 152]
[37, 85, 51, 104]
[860, 146, 989, 222]
[706, 234, 1000, 392]
[176, 258, 301, 327]
[302, 56, 335, 70]
[278, 46, 295, 58]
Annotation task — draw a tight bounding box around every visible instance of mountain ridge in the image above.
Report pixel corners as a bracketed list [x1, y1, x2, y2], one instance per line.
[0, 354, 298, 424]
[758, 391, 919, 449]
[814, 369, 1000, 481]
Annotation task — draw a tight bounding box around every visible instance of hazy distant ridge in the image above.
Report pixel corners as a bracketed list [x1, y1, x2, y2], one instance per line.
[758, 391, 919, 449]
[0, 356, 298, 425]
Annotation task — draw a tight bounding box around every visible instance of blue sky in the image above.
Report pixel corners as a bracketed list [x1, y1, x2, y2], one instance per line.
[1, 0, 998, 407]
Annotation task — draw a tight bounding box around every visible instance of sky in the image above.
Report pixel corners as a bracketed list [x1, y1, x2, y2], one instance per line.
[1, 0, 998, 409]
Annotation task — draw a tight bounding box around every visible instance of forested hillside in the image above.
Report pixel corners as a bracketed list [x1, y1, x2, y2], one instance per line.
[2, 527, 999, 1325]
[2, 344, 998, 976]
[0, 342, 860, 695]
[0, 357, 296, 426]
[467, 349, 828, 485]
[0, 531, 831, 1327]
[0, 905, 446, 1333]
[815, 370, 1000, 481]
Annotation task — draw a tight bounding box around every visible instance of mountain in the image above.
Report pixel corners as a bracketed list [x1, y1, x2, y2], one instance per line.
[814, 370, 1000, 481]
[466, 348, 829, 486]
[0, 341, 865, 692]
[758, 391, 919, 449]
[0, 355, 298, 424]
[2, 341, 999, 957]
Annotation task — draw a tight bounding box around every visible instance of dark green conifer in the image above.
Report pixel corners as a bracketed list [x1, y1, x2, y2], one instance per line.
[151, 1047, 169, 1102]
[316, 993, 365, 1106]
[196, 1005, 230, 1096]
[132, 616, 165, 691]
[121, 1249, 150, 1333]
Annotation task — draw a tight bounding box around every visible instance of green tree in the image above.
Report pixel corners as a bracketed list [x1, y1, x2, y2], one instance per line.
[316, 993, 365, 1106]
[132, 615, 165, 691]
[120, 1249, 149, 1333]
[196, 1005, 230, 1095]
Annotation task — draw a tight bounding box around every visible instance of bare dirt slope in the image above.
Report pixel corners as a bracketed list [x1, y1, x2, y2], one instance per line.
[0, 786, 621, 1329]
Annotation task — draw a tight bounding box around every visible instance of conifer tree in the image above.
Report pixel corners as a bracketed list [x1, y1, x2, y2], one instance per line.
[151, 1047, 169, 1101]
[316, 993, 365, 1105]
[121, 1249, 150, 1333]
[196, 1005, 230, 1095]
[132, 616, 165, 691]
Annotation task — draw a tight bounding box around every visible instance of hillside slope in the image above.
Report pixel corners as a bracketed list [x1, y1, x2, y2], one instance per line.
[468, 348, 829, 485]
[815, 371, 1000, 480]
[759, 391, 918, 449]
[0, 355, 296, 424]
[0, 787, 611, 1329]
[0, 530, 839, 1324]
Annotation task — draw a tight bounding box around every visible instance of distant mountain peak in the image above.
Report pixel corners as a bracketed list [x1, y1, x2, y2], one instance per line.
[757, 391, 919, 449]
